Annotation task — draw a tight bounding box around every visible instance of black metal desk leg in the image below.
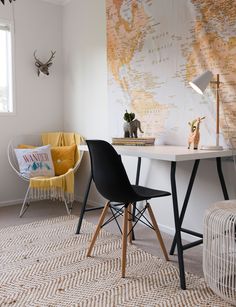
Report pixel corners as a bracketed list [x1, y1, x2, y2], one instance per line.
[171, 161, 186, 290]
[170, 159, 200, 255]
[76, 173, 93, 234]
[132, 157, 142, 240]
[216, 157, 229, 200]
[133, 157, 142, 220]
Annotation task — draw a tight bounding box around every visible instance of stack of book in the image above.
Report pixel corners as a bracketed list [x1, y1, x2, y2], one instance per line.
[112, 137, 155, 146]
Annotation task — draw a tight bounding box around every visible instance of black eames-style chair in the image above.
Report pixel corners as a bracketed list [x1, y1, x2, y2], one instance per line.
[86, 140, 171, 277]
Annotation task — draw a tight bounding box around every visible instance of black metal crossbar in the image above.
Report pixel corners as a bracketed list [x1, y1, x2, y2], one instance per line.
[181, 228, 203, 238]
[182, 239, 203, 250]
[101, 205, 124, 230]
[97, 202, 156, 239]
[110, 206, 123, 234]
[133, 206, 155, 230]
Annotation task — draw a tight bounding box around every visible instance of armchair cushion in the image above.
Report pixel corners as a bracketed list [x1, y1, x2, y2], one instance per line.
[14, 145, 55, 178]
[51, 144, 77, 176]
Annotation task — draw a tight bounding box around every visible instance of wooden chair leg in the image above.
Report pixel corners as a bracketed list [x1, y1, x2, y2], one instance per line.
[128, 203, 133, 244]
[147, 203, 169, 261]
[87, 201, 110, 257]
[122, 205, 129, 278]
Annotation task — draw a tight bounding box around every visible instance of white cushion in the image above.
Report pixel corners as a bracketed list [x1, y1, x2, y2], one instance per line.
[14, 145, 55, 178]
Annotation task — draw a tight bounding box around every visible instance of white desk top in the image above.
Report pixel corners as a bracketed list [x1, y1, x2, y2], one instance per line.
[80, 144, 232, 162]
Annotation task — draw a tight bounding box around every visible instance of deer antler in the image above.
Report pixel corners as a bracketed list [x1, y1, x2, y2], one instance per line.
[45, 51, 56, 65]
[1, 0, 16, 5]
[33, 50, 43, 66]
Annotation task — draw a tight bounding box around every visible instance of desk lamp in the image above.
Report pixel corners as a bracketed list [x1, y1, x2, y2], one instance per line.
[189, 70, 223, 150]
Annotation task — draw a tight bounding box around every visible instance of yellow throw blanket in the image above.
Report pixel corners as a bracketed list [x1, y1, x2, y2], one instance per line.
[29, 132, 81, 203]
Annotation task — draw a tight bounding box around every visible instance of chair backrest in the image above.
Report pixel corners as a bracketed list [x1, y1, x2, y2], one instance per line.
[86, 140, 137, 202]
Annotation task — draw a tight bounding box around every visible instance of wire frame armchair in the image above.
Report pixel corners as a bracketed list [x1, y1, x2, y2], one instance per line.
[8, 134, 84, 217]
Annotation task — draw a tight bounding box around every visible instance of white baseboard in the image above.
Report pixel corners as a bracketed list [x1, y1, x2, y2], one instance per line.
[157, 223, 201, 243]
[75, 195, 104, 207]
[0, 199, 23, 207]
[0, 195, 100, 209]
[75, 195, 200, 243]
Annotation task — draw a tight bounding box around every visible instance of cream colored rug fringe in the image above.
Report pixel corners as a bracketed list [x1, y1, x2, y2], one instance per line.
[29, 187, 74, 202]
[0, 215, 232, 307]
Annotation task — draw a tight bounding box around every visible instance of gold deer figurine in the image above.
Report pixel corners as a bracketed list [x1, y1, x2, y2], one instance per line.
[188, 117, 205, 150]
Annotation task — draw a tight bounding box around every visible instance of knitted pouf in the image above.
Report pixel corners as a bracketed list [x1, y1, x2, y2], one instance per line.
[203, 200, 236, 305]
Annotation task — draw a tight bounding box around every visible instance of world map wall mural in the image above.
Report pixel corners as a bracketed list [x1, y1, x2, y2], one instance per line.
[106, 0, 236, 148]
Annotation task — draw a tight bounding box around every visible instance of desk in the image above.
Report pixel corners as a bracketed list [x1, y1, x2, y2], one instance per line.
[76, 145, 232, 289]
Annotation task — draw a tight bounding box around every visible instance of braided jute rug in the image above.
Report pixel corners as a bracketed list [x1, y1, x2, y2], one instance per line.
[0, 215, 232, 307]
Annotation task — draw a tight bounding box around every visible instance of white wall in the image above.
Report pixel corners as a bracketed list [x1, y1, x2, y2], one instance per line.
[63, 0, 109, 204]
[63, 0, 236, 238]
[0, 0, 64, 205]
[63, 0, 108, 139]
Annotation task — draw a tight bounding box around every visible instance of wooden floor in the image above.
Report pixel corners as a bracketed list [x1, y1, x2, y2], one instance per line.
[0, 200, 203, 277]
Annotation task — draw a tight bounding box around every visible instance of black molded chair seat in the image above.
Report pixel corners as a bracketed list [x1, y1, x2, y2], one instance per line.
[85, 140, 171, 278]
[101, 185, 170, 203]
[131, 185, 171, 200]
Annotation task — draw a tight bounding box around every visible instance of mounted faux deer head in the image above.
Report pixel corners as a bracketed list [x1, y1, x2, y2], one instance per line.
[34, 50, 56, 76]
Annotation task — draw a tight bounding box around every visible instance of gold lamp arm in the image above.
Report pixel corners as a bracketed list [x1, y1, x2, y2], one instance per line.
[210, 74, 220, 147]
[216, 74, 220, 137]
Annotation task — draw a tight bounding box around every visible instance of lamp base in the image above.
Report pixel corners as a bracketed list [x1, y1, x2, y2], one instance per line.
[201, 145, 223, 151]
